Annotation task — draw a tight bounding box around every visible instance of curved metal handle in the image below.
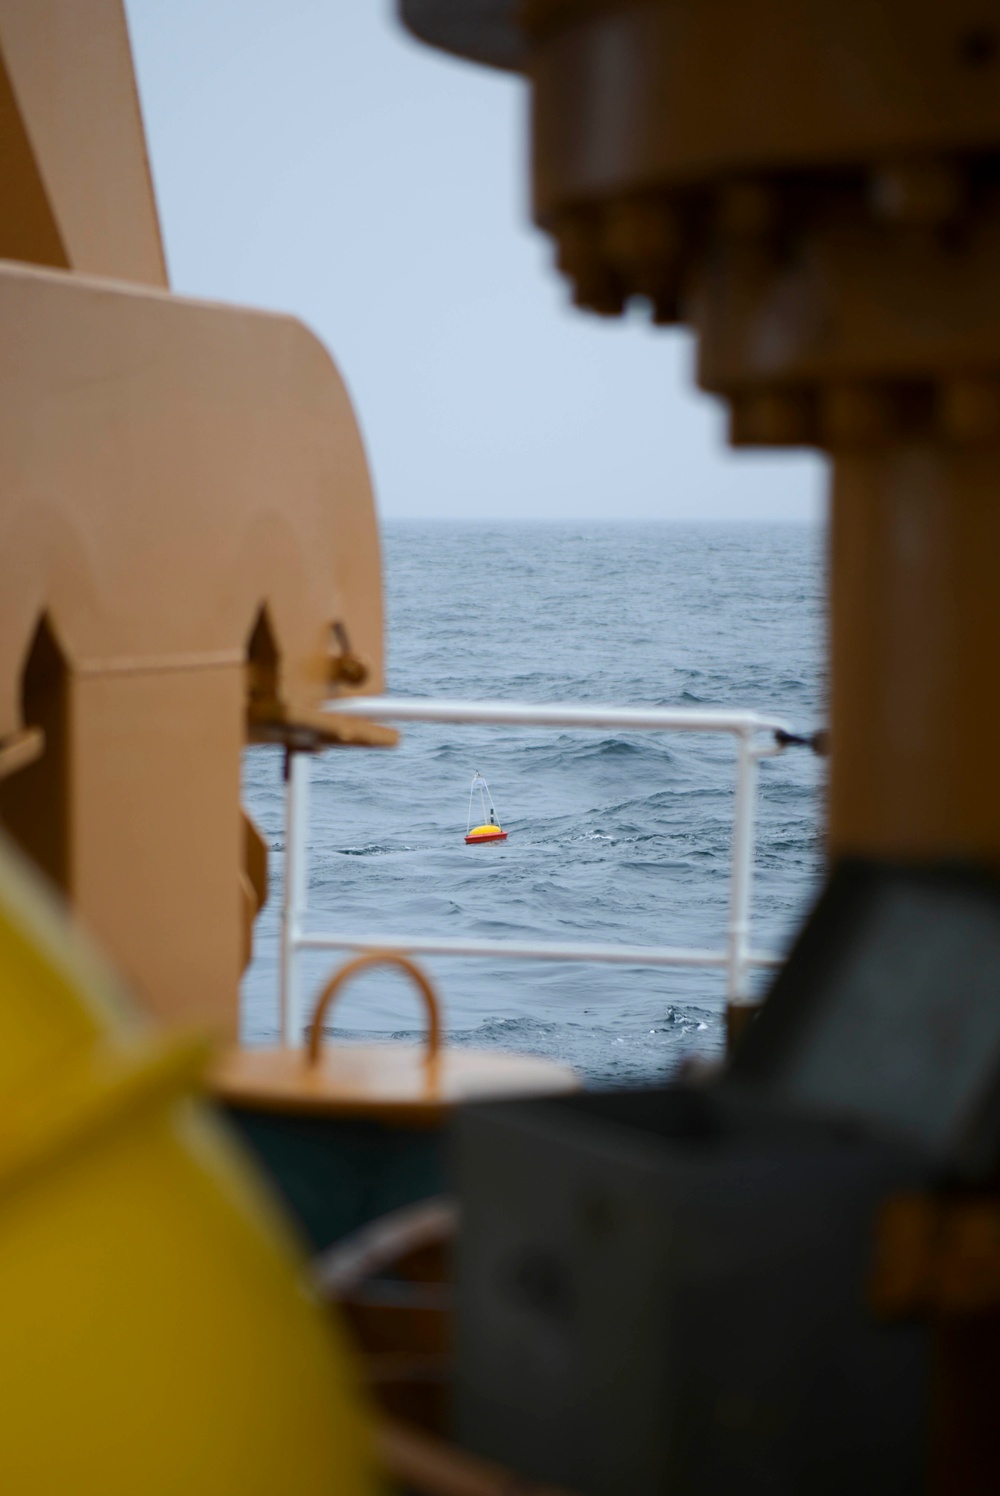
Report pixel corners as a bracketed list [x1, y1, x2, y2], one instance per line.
[307, 951, 442, 1067]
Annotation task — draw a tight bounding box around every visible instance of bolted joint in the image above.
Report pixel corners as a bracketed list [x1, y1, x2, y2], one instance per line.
[600, 192, 684, 320]
[549, 206, 626, 316]
[328, 622, 370, 688]
[713, 177, 782, 287]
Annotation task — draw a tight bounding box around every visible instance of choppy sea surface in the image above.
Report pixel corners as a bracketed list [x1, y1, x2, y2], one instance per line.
[242, 522, 826, 1085]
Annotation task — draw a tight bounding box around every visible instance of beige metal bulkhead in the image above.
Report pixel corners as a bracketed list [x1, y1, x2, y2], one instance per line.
[0, 261, 389, 1036]
[0, 0, 392, 1038]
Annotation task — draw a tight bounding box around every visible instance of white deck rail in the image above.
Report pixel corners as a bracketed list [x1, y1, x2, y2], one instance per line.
[278, 697, 794, 1046]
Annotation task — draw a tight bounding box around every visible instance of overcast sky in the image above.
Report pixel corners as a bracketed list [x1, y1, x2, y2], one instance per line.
[125, 0, 824, 526]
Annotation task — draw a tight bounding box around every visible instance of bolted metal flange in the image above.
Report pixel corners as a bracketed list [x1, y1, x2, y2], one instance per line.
[550, 206, 625, 316]
[600, 191, 686, 321]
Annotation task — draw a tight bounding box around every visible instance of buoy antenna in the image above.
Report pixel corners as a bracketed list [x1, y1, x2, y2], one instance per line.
[467, 770, 498, 833]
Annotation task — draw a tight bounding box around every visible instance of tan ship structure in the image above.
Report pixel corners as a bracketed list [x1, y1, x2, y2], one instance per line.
[3, 0, 1000, 1490]
[0, 2, 573, 1491]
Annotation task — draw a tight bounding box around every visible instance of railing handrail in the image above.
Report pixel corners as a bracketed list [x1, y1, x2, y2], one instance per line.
[295, 931, 783, 969]
[328, 695, 792, 739]
[278, 695, 794, 1047]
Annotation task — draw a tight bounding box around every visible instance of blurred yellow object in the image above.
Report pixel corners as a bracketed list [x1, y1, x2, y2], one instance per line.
[0, 833, 376, 1496]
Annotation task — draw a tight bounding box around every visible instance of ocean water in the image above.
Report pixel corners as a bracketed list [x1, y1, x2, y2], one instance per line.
[241, 522, 826, 1085]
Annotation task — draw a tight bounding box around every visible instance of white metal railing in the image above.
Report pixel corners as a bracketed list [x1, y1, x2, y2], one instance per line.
[278, 697, 795, 1046]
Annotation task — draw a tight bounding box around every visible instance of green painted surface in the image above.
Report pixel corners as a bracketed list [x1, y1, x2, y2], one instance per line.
[225, 1106, 446, 1250]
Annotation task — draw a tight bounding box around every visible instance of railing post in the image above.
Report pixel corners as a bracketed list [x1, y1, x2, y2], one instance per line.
[269, 702, 791, 1033]
[280, 748, 311, 1047]
[727, 730, 760, 1027]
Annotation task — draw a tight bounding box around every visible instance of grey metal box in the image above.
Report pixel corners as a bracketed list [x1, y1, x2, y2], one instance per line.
[732, 860, 1000, 1178]
[454, 1087, 928, 1496]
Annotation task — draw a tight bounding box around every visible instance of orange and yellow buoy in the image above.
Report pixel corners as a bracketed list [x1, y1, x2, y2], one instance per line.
[465, 772, 508, 845]
[465, 823, 508, 844]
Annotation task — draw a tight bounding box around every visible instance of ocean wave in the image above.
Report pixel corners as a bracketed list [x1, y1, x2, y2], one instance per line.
[242, 522, 823, 1084]
[338, 842, 416, 857]
[513, 735, 676, 770]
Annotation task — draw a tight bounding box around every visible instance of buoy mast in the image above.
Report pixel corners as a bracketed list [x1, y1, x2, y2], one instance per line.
[465, 772, 508, 844]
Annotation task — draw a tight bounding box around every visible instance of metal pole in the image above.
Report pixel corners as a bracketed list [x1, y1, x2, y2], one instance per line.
[328, 695, 791, 738]
[279, 748, 311, 1047]
[727, 731, 760, 1010]
[295, 930, 782, 968]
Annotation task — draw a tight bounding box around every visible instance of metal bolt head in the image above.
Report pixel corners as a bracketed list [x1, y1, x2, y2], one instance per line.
[550, 207, 625, 316]
[601, 193, 682, 303]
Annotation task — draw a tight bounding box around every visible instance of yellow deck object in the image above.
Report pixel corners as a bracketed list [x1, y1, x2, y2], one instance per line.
[0, 834, 376, 1496]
